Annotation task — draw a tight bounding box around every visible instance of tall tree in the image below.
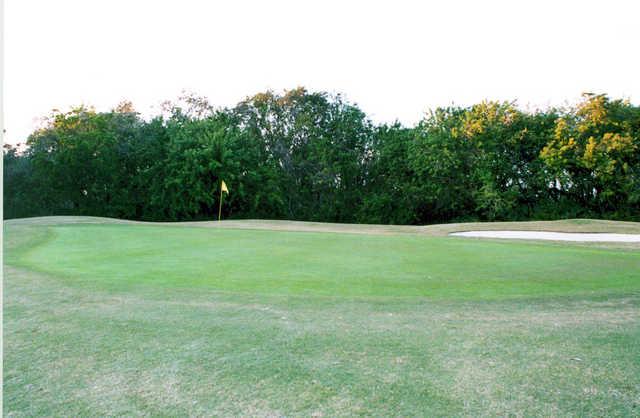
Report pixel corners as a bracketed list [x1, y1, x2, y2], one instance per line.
[541, 93, 640, 217]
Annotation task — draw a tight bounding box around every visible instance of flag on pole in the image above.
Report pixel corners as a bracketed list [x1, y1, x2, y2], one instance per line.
[218, 180, 228, 221]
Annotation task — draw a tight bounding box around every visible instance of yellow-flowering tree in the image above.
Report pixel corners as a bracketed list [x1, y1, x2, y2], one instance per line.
[541, 94, 639, 214]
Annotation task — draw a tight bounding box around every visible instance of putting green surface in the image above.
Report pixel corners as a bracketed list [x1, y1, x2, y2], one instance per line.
[4, 218, 640, 416]
[10, 224, 640, 299]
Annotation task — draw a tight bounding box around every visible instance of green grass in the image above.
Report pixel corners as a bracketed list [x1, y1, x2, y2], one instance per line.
[8, 224, 640, 299]
[4, 218, 640, 416]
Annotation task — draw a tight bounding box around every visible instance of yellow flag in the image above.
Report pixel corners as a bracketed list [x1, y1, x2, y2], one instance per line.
[221, 180, 229, 194]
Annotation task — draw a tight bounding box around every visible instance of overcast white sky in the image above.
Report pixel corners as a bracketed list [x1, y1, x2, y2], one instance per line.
[4, 0, 640, 144]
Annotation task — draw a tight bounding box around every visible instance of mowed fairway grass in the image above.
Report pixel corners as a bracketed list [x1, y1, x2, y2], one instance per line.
[4, 218, 640, 416]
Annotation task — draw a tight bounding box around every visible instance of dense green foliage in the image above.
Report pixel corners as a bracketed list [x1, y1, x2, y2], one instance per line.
[4, 90, 639, 222]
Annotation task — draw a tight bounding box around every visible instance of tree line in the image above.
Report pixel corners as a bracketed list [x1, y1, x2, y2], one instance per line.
[4, 89, 640, 223]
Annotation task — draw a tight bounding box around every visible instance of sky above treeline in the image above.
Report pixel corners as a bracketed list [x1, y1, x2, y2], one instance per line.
[4, 0, 639, 145]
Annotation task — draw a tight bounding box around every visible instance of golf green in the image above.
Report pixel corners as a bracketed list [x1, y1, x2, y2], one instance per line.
[11, 223, 640, 299]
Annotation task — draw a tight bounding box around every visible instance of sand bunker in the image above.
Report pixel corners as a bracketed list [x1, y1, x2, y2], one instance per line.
[450, 230, 640, 242]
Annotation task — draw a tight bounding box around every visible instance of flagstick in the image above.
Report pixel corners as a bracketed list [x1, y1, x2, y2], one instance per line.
[218, 184, 223, 221]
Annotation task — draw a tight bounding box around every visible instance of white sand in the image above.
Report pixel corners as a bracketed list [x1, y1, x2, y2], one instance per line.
[450, 230, 640, 242]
